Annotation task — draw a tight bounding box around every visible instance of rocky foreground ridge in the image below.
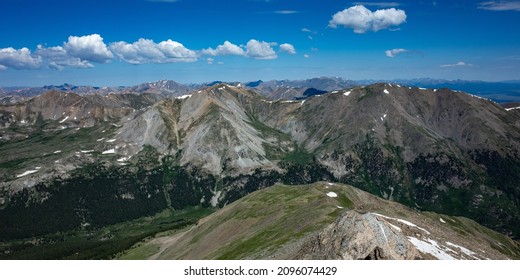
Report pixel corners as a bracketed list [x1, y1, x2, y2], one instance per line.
[139, 183, 520, 260]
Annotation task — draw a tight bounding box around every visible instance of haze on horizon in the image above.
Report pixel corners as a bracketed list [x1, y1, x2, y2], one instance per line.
[1, 0, 520, 87]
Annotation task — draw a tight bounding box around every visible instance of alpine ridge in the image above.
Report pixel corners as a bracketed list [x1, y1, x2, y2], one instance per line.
[133, 182, 520, 260]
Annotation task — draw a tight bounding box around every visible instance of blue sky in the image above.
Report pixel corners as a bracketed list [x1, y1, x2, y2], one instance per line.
[1, 0, 520, 86]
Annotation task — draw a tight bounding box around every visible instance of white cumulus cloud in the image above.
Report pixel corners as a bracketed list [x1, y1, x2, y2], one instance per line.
[202, 41, 246, 56]
[279, 43, 296, 54]
[329, 5, 406, 33]
[385, 48, 408, 57]
[440, 61, 473, 68]
[0, 47, 42, 70]
[246, 39, 277, 60]
[478, 1, 520, 11]
[35, 45, 93, 70]
[2, 34, 295, 70]
[64, 34, 113, 63]
[109, 38, 197, 64]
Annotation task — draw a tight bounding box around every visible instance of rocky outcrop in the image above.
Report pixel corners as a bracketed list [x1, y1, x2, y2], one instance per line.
[295, 211, 419, 260]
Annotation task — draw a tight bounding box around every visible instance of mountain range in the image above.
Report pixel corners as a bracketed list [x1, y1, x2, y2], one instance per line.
[2, 77, 520, 105]
[1, 81, 520, 259]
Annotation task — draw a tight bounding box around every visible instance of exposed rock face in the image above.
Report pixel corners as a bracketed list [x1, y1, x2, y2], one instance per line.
[117, 106, 171, 154]
[296, 211, 419, 260]
[116, 84, 286, 175]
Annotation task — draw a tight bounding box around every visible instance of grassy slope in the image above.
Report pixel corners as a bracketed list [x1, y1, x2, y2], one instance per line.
[123, 183, 352, 259]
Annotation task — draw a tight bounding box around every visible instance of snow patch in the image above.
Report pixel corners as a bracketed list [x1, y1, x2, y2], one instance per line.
[332, 90, 338, 93]
[117, 157, 129, 162]
[343, 90, 351, 96]
[466, 92, 489, 101]
[81, 150, 94, 153]
[175, 94, 192, 99]
[326, 192, 338, 198]
[96, 138, 105, 142]
[439, 218, 446, 223]
[388, 223, 401, 232]
[505, 106, 520, 111]
[106, 139, 116, 143]
[16, 169, 39, 178]
[102, 149, 116, 154]
[336, 205, 344, 209]
[446, 242, 479, 259]
[59, 116, 69, 123]
[53, 150, 62, 154]
[300, 100, 306, 105]
[372, 213, 430, 235]
[383, 89, 389, 94]
[408, 237, 455, 260]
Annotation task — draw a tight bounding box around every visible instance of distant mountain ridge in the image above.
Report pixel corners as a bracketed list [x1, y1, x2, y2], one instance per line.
[2, 77, 520, 104]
